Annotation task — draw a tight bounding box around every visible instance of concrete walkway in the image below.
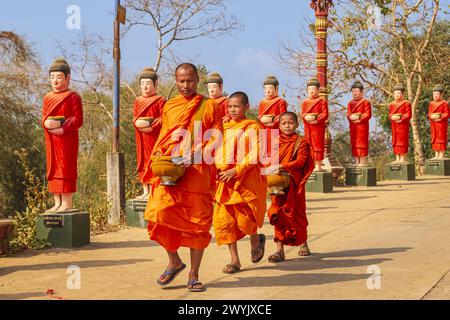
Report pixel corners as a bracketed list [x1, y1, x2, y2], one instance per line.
[1, 175, 449, 300]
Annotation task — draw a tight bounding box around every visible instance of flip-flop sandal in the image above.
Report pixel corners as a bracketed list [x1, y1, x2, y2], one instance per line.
[251, 234, 266, 263]
[298, 243, 311, 256]
[222, 264, 241, 274]
[156, 263, 186, 286]
[268, 252, 285, 263]
[187, 279, 206, 292]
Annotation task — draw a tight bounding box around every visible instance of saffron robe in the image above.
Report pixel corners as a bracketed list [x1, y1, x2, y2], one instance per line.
[144, 94, 223, 252]
[301, 97, 329, 161]
[213, 119, 267, 245]
[267, 134, 314, 246]
[428, 99, 449, 151]
[347, 98, 372, 157]
[133, 95, 165, 183]
[42, 90, 83, 193]
[389, 100, 412, 154]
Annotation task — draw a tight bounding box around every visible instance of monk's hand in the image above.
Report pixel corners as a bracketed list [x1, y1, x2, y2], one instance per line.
[264, 122, 276, 128]
[219, 168, 237, 182]
[139, 127, 153, 133]
[44, 119, 61, 130]
[266, 164, 281, 175]
[178, 154, 193, 168]
[49, 128, 64, 136]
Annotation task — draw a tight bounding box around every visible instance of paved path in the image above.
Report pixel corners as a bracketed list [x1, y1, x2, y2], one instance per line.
[1, 175, 449, 300]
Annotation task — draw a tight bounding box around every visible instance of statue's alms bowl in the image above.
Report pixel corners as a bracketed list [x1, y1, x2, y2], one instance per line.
[47, 116, 66, 127]
[352, 112, 362, 120]
[391, 113, 403, 121]
[267, 170, 291, 195]
[151, 155, 185, 186]
[136, 117, 154, 128]
[305, 113, 319, 122]
[430, 113, 441, 120]
[260, 114, 276, 125]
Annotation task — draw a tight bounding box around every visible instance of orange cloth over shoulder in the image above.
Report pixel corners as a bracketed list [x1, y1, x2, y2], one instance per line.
[133, 94, 165, 183]
[144, 94, 223, 252]
[267, 133, 314, 246]
[42, 90, 83, 193]
[213, 119, 267, 245]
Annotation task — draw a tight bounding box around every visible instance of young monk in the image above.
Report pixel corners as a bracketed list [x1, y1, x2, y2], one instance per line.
[42, 57, 83, 212]
[214, 92, 267, 274]
[144, 63, 223, 292]
[133, 67, 165, 199]
[266, 112, 314, 262]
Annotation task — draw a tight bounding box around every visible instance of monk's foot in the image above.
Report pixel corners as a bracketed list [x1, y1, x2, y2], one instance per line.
[268, 251, 285, 263]
[298, 242, 311, 256]
[222, 262, 241, 274]
[187, 270, 206, 291]
[250, 234, 266, 263]
[157, 262, 186, 286]
[45, 205, 60, 213]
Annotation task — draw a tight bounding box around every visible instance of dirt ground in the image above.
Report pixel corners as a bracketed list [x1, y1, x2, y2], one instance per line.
[1, 175, 449, 300]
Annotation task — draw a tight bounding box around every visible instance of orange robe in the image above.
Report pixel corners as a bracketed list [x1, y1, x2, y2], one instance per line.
[389, 100, 412, 154]
[133, 95, 165, 183]
[428, 99, 449, 151]
[301, 97, 329, 161]
[214, 96, 229, 120]
[42, 90, 83, 193]
[144, 94, 223, 252]
[347, 98, 372, 157]
[213, 119, 267, 245]
[258, 97, 287, 157]
[267, 134, 314, 246]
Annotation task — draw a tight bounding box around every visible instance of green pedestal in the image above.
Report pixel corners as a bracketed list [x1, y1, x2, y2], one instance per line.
[126, 199, 148, 228]
[385, 163, 415, 181]
[424, 159, 450, 176]
[36, 211, 90, 248]
[345, 166, 377, 187]
[306, 171, 333, 193]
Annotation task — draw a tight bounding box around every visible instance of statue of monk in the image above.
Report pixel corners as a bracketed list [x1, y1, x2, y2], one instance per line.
[389, 84, 412, 164]
[206, 72, 230, 123]
[428, 84, 449, 160]
[347, 81, 372, 166]
[133, 68, 165, 199]
[301, 78, 329, 171]
[42, 58, 83, 212]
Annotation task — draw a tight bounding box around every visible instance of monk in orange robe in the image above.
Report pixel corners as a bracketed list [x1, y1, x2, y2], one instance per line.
[266, 112, 314, 262]
[207, 72, 230, 123]
[258, 75, 287, 159]
[428, 84, 449, 160]
[301, 78, 329, 171]
[389, 84, 412, 164]
[144, 63, 223, 292]
[347, 81, 372, 166]
[42, 58, 83, 212]
[213, 91, 267, 274]
[133, 68, 165, 199]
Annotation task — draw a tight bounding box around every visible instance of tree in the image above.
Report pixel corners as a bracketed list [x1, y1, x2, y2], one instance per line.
[124, 0, 242, 72]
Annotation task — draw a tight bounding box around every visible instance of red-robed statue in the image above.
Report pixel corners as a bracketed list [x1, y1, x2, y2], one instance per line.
[206, 72, 230, 123]
[347, 81, 372, 166]
[388, 84, 412, 164]
[42, 58, 83, 212]
[301, 78, 329, 171]
[133, 68, 165, 199]
[428, 84, 449, 160]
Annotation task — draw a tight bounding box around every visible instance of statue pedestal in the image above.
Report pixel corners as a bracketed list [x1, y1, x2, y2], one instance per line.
[345, 166, 377, 187]
[126, 199, 148, 228]
[424, 159, 450, 176]
[36, 211, 90, 248]
[0, 219, 15, 255]
[385, 163, 415, 181]
[306, 171, 333, 193]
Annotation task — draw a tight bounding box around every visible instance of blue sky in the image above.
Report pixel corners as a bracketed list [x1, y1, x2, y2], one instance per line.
[0, 0, 314, 108]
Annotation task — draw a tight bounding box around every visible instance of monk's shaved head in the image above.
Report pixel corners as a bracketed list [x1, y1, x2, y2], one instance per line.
[280, 112, 298, 123]
[175, 63, 198, 77]
[229, 91, 249, 106]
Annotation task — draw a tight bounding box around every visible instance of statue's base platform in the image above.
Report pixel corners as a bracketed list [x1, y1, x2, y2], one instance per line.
[424, 159, 450, 176]
[36, 211, 90, 248]
[126, 199, 148, 228]
[306, 171, 333, 193]
[0, 219, 15, 255]
[385, 163, 415, 181]
[345, 166, 377, 187]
